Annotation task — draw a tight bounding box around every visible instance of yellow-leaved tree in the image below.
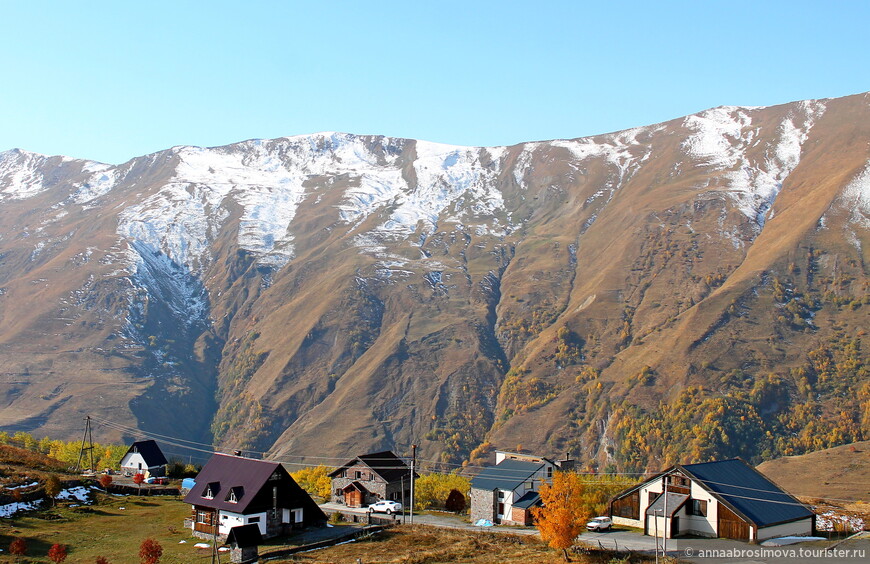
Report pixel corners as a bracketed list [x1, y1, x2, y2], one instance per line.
[532, 471, 590, 562]
[290, 465, 334, 500]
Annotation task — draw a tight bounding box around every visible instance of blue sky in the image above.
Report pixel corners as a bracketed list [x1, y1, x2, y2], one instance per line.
[2, 0, 869, 164]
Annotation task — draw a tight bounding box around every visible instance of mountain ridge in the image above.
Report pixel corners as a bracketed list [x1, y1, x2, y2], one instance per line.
[0, 92, 867, 470]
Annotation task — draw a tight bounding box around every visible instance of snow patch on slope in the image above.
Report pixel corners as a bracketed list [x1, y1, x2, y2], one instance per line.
[0, 150, 50, 199]
[376, 141, 506, 236]
[71, 164, 118, 205]
[683, 102, 826, 231]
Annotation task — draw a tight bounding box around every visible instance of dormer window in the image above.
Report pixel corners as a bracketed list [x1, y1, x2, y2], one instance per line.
[203, 482, 220, 500]
[226, 486, 244, 504]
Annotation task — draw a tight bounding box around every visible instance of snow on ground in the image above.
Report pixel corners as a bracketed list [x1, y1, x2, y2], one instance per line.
[816, 510, 865, 532]
[0, 499, 43, 518]
[0, 486, 95, 518]
[56, 486, 92, 503]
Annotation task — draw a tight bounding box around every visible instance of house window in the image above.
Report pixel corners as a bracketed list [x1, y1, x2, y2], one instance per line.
[248, 516, 260, 523]
[689, 499, 707, 517]
[204, 487, 214, 500]
[227, 490, 238, 503]
[497, 503, 504, 516]
[497, 491, 505, 500]
[547, 466, 553, 478]
[196, 510, 211, 524]
[355, 471, 362, 479]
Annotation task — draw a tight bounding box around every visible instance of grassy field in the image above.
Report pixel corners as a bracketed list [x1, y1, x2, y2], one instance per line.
[0, 492, 209, 563]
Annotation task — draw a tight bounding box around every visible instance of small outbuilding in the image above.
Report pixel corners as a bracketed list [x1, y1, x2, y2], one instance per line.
[609, 458, 815, 541]
[119, 439, 168, 477]
[226, 524, 262, 564]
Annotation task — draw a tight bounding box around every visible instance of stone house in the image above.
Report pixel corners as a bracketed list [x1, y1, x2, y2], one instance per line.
[469, 451, 561, 525]
[329, 451, 416, 507]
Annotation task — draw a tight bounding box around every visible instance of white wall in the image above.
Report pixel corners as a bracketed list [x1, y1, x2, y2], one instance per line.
[757, 518, 814, 541]
[218, 510, 245, 536]
[120, 452, 148, 472]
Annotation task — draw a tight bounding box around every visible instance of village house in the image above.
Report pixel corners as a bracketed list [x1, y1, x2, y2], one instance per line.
[609, 458, 815, 541]
[469, 450, 570, 525]
[183, 453, 326, 540]
[119, 439, 168, 477]
[329, 451, 415, 508]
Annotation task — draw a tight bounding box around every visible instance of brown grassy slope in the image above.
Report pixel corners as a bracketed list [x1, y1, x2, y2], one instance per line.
[484, 93, 870, 467]
[757, 441, 870, 501]
[269, 525, 653, 564]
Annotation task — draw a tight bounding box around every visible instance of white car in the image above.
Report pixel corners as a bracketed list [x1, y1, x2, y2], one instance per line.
[586, 516, 612, 531]
[368, 499, 403, 515]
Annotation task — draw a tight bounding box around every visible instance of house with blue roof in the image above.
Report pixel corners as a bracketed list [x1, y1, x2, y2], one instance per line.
[469, 450, 570, 525]
[610, 458, 815, 541]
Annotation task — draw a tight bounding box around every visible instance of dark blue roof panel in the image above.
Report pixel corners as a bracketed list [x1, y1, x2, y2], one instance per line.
[471, 459, 544, 491]
[682, 459, 813, 527]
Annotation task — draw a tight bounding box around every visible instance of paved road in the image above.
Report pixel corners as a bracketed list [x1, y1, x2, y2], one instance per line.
[319, 504, 870, 563]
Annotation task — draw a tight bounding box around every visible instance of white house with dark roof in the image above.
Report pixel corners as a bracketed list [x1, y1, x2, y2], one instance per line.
[610, 458, 815, 541]
[183, 453, 326, 540]
[119, 439, 168, 477]
[469, 451, 560, 525]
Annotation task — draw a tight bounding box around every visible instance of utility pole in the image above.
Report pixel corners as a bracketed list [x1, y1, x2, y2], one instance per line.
[74, 416, 95, 473]
[653, 508, 662, 564]
[409, 444, 417, 525]
[662, 475, 669, 556]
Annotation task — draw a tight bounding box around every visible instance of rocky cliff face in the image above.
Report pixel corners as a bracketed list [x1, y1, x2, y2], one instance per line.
[0, 93, 867, 469]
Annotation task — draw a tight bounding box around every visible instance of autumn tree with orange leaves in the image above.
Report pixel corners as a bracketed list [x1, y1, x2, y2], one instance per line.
[531, 471, 591, 562]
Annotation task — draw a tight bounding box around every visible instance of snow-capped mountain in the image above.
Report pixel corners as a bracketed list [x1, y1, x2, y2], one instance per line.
[0, 92, 867, 469]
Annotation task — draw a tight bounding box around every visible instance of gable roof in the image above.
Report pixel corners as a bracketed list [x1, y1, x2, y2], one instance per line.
[646, 492, 688, 518]
[471, 459, 545, 492]
[329, 451, 414, 483]
[680, 459, 813, 528]
[226, 524, 262, 548]
[512, 490, 542, 510]
[183, 454, 286, 513]
[122, 440, 168, 467]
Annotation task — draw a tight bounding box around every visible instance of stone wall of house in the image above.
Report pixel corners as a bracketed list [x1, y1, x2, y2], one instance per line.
[330, 462, 387, 504]
[469, 488, 496, 523]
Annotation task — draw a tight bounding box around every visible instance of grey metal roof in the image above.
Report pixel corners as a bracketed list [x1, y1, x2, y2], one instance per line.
[512, 490, 542, 510]
[682, 459, 813, 527]
[645, 492, 688, 517]
[471, 459, 544, 492]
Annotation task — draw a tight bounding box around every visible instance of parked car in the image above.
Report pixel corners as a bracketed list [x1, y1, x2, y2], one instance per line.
[586, 516, 613, 531]
[368, 499, 403, 515]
